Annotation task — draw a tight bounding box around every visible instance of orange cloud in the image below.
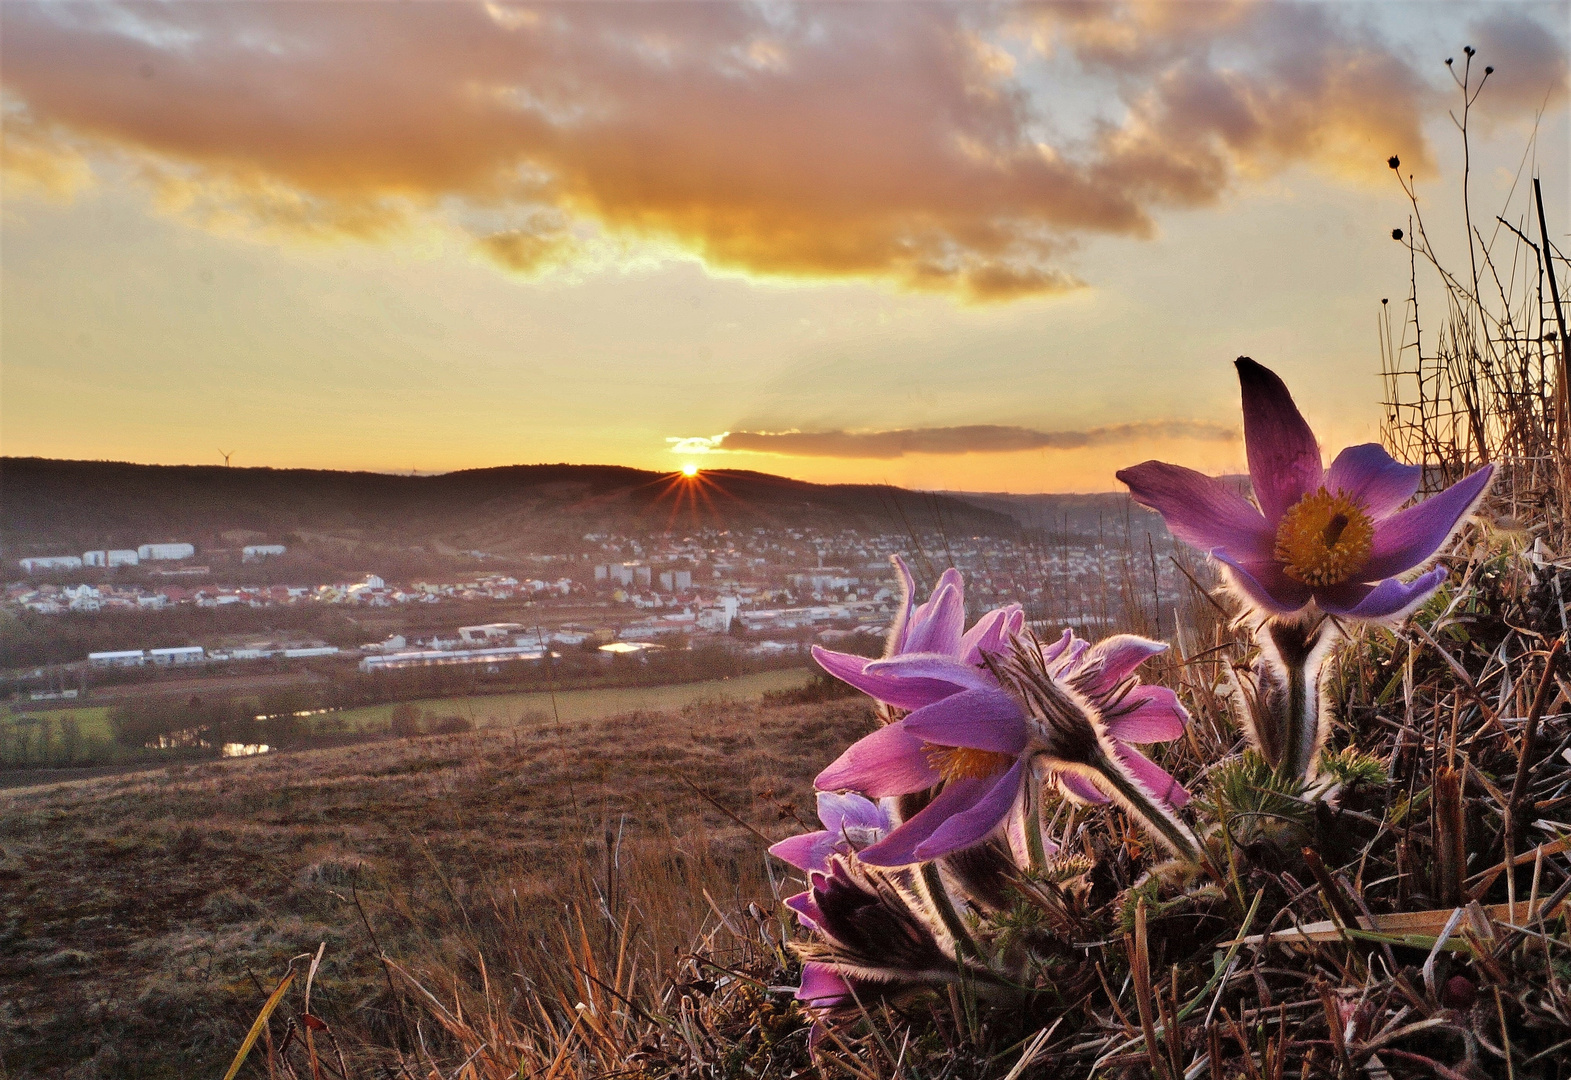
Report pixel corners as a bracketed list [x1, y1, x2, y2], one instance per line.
[0, 2, 1556, 298]
[677, 421, 1237, 459]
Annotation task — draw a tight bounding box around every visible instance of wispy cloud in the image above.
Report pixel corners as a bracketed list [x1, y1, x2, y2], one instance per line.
[668, 421, 1236, 460]
[1, 3, 1560, 299]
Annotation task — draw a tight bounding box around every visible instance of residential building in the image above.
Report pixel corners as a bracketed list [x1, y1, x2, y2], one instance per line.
[243, 544, 288, 561]
[138, 543, 195, 561]
[20, 556, 83, 573]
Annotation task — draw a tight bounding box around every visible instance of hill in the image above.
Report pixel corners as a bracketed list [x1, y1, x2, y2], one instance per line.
[0, 690, 871, 1076]
[0, 457, 1021, 561]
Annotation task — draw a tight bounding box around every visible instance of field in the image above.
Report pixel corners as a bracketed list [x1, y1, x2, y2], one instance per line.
[0, 668, 815, 771]
[320, 666, 814, 731]
[0, 689, 870, 1077]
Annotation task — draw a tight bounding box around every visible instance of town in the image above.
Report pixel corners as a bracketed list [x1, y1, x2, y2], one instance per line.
[5, 521, 1185, 691]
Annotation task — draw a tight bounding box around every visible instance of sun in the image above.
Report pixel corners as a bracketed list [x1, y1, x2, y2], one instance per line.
[681, 462, 700, 478]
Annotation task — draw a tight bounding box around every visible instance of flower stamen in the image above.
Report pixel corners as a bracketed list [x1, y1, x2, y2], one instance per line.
[923, 744, 1012, 782]
[1274, 488, 1374, 586]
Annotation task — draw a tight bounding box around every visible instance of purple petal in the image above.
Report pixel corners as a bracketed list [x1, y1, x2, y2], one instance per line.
[857, 776, 997, 866]
[1054, 767, 1110, 804]
[1046, 636, 1092, 677]
[958, 604, 1021, 663]
[863, 652, 993, 693]
[1079, 634, 1168, 696]
[901, 687, 1029, 753]
[1319, 566, 1447, 620]
[905, 571, 965, 656]
[1212, 550, 1314, 615]
[1324, 443, 1422, 518]
[1237, 358, 1324, 524]
[785, 890, 824, 933]
[816, 791, 887, 836]
[812, 646, 966, 709]
[1104, 686, 1188, 743]
[1117, 460, 1275, 562]
[1117, 745, 1191, 808]
[1361, 466, 1493, 580]
[815, 721, 939, 797]
[913, 759, 1027, 861]
[769, 830, 834, 873]
[797, 962, 852, 1008]
[1041, 628, 1075, 664]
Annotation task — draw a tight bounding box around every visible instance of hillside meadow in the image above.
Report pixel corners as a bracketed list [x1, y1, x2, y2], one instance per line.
[0, 691, 872, 1077]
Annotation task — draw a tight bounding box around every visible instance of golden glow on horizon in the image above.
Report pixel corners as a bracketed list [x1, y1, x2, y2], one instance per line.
[681, 462, 700, 478]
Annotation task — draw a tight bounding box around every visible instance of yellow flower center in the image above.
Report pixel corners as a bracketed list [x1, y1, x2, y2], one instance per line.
[923, 743, 1014, 782]
[1273, 487, 1375, 587]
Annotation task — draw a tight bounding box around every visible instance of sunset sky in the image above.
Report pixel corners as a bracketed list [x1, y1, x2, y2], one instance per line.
[2, 1, 1566, 492]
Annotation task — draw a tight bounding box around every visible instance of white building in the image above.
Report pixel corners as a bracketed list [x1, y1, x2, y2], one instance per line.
[458, 622, 523, 644]
[138, 543, 195, 561]
[242, 544, 288, 561]
[696, 596, 741, 633]
[89, 649, 146, 667]
[20, 556, 83, 573]
[359, 645, 548, 673]
[283, 646, 339, 658]
[86, 549, 142, 567]
[149, 646, 206, 665]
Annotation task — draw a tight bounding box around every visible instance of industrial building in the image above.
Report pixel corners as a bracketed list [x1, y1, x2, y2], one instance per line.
[358, 645, 550, 673]
[149, 646, 206, 665]
[88, 649, 147, 667]
[457, 622, 523, 644]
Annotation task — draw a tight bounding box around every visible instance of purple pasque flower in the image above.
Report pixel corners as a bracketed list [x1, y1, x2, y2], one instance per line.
[769, 792, 891, 932]
[1117, 357, 1493, 622]
[813, 626, 1195, 863]
[811, 555, 1025, 717]
[787, 859, 1007, 1047]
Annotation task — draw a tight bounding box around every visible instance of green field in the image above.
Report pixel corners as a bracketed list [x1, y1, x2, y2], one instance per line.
[323, 666, 814, 732]
[0, 669, 815, 767]
[0, 704, 113, 739]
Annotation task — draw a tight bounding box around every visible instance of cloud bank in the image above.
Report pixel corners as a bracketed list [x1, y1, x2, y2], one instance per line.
[669, 421, 1236, 460]
[2, 2, 1561, 299]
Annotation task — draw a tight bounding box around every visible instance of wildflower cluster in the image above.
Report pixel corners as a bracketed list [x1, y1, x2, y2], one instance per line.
[774, 358, 1492, 1047]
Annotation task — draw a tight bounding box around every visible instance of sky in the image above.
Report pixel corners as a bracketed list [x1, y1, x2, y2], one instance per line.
[2, 1, 1566, 492]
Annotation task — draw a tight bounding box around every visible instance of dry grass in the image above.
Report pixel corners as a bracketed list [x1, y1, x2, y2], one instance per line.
[0, 694, 871, 1078]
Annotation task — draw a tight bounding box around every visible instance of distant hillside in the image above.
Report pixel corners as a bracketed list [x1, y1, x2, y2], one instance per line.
[946, 491, 1162, 539]
[0, 458, 1021, 560]
[947, 478, 1251, 542]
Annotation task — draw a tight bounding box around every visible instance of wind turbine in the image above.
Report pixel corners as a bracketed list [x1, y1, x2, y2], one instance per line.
[219, 449, 234, 467]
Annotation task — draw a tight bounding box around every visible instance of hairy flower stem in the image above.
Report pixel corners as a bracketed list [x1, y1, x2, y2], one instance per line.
[1089, 755, 1201, 863]
[1249, 618, 1339, 784]
[918, 860, 981, 961]
[1021, 772, 1050, 873]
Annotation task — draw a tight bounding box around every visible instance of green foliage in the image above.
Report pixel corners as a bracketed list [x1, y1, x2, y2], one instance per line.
[1318, 745, 1388, 787]
[1196, 749, 1312, 851]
